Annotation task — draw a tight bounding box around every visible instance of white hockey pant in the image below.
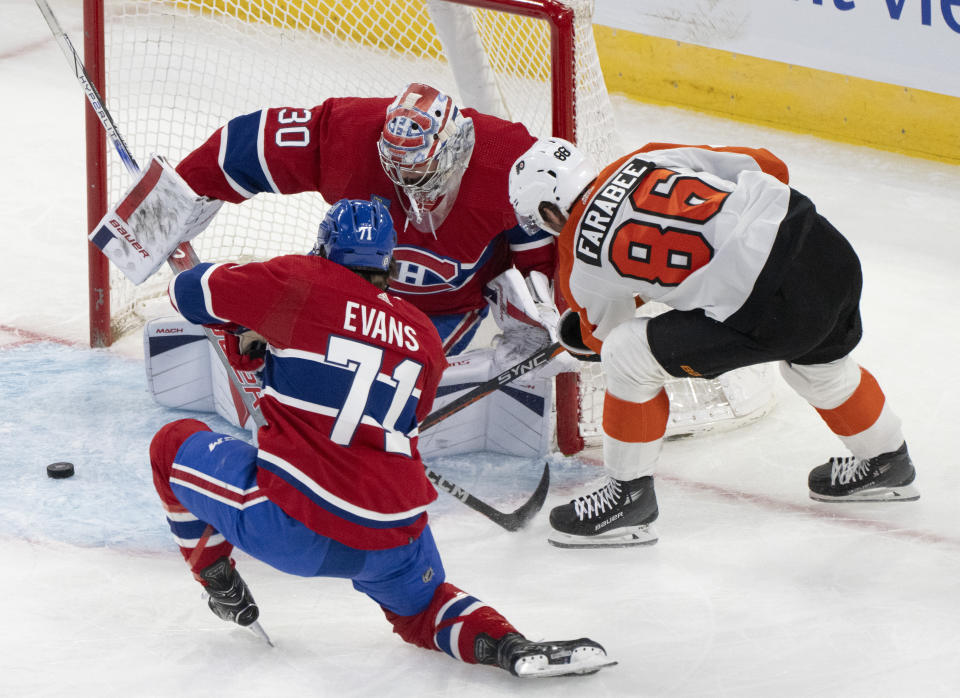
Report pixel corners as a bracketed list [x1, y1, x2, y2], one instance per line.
[779, 357, 903, 459]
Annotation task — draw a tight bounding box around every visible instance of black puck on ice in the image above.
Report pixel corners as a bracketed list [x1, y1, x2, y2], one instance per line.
[46, 462, 75, 479]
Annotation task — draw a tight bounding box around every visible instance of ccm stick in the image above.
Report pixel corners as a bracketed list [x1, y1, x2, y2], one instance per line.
[36, 0, 553, 532]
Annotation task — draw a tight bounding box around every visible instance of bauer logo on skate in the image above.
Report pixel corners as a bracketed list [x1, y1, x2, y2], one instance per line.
[576, 157, 652, 266]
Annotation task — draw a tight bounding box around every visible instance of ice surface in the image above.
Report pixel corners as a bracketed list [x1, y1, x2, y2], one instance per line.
[1, 1, 959, 695]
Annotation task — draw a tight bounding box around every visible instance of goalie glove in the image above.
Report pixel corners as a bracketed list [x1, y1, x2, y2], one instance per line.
[218, 327, 266, 373]
[89, 154, 223, 285]
[484, 268, 579, 378]
[557, 309, 601, 362]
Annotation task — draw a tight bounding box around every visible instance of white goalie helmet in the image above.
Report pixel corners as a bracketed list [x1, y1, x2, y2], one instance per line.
[378, 83, 476, 233]
[509, 137, 598, 236]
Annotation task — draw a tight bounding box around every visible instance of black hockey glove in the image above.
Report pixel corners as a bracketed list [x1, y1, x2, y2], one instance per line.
[557, 309, 601, 362]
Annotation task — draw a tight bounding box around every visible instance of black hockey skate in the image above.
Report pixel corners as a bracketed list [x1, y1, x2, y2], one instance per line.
[476, 632, 616, 678]
[199, 557, 260, 627]
[548, 476, 658, 548]
[808, 442, 919, 502]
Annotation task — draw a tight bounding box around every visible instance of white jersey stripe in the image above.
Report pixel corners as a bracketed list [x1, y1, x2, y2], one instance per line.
[172, 532, 227, 548]
[172, 462, 261, 496]
[257, 110, 280, 194]
[217, 123, 256, 199]
[257, 449, 430, 522]
[509, 237, 553, 252]
[199, 263, 229, 322]
[170, 477, 269, 510]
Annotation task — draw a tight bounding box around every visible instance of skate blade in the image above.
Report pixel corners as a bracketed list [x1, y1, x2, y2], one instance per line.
[247, 620, 274, 647]
[809, 483, 921, 503]
[516, 649, 618, 678]
[547, 524, 658, 549]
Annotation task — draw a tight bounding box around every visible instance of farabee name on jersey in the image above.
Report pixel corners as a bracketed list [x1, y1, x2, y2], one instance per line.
[343, 300, 421, 351]
[576, 157, 652, 265]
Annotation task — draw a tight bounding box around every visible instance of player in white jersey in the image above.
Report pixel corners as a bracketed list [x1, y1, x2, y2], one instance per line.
[509, 137, 919, 548]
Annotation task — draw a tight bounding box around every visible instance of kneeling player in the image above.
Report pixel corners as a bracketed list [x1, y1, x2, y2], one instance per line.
[148, 198, 614, 678]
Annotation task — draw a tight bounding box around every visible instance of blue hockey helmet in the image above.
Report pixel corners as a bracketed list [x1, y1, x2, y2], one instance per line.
[311, 198, 397, 271]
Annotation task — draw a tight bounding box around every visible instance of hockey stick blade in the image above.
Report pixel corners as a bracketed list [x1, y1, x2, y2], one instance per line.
[420, 341, 565, 431]
[425, 462, 549, 532]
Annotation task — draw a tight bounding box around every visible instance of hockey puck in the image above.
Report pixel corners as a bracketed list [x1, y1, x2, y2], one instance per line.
[46, 462, 75, 479]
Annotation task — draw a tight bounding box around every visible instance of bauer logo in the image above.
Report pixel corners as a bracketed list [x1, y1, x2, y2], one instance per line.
[108, 218, 150, 258]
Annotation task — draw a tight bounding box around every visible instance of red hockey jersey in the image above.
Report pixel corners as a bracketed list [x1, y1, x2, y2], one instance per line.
[176, 97, 556, 316]
[168, 255, 446, 550]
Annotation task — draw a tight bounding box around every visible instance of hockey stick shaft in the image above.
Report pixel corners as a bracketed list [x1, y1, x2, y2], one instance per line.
[419, 341, 565, 432]
[35, 0, 265, 428]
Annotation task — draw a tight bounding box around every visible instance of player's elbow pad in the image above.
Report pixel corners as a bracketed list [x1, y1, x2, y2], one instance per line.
[558, 309, 601, 362]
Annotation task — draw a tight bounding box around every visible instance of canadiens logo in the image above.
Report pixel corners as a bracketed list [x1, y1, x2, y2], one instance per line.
[383, 108, 436, 153]
[390, 246, 472, 294]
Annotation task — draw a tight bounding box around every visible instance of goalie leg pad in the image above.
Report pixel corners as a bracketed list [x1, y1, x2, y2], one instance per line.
[144, 316, 216, 412]
[418, 349, 553, 459]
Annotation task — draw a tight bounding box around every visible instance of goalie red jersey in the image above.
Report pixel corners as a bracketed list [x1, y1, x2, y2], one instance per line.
[175, 97, 555, 317]
[167, 255, 446, 550]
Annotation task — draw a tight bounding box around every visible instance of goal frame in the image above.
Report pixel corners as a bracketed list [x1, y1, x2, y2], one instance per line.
[82, 0, 587, 453]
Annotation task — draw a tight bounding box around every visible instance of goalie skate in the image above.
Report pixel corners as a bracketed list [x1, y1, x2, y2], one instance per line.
[547, 476, 659, 548]
[496, 633, 616, 678]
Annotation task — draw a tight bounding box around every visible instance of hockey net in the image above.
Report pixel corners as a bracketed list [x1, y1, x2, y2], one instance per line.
[84, 0, 773, 455]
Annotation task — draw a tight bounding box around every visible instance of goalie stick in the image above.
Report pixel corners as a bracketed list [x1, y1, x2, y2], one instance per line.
[414, 342, 565, 531]
[420, 341, 565, 431]
[35, 0, 546, 532]
[34, 0, 265, 427]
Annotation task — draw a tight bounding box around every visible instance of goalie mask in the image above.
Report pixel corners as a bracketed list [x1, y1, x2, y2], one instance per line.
[310, 198, 397, 272]
[378, 83, 476, 234]
[509, 137, 598, 236]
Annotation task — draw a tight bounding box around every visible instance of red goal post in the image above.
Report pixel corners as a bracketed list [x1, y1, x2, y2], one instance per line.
[82, 0, 620, 454]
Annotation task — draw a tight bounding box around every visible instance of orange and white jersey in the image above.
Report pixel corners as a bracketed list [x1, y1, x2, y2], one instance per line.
[556, 144, 792, 353]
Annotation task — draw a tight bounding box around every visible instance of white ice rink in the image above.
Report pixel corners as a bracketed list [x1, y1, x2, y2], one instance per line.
[2, 1, 959, 695]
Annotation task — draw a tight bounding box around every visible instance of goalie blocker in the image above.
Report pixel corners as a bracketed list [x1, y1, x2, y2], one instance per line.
[89, 155, 222, 285]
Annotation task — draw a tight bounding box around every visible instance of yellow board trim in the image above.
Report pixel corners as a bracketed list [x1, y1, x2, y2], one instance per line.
[595, 26, 960, 165]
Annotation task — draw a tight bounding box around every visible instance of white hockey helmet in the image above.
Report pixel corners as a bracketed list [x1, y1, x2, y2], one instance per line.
[509, 137, 597, 236]
[378, 83, 476, 232]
